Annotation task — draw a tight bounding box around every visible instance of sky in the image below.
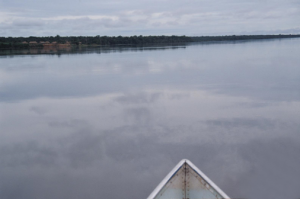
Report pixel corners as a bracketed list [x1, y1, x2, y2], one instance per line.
[0, 0, 300, 37]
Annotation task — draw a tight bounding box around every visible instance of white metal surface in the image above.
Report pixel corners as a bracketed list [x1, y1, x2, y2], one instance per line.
[147, 159, 230, 199]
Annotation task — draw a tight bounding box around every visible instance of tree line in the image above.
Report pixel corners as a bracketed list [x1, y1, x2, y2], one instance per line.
[0, 34, 299, 49]
[0, 35, 192, 49]
[190, 34, 300, 42]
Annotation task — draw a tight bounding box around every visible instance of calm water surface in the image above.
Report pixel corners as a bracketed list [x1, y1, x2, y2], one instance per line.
[0, 39, 300, 199]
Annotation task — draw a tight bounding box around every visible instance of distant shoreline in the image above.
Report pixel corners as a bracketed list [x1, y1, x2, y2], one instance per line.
[1, 34, 300, 49]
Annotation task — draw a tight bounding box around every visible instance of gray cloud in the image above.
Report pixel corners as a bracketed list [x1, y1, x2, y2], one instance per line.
[30, 106, 47, 115]
[234, 101, 270, 108]
[0, 0, 299, 36]
[114, 92, 162, 104]
[205, 118, 278, 130]
[48, 119, 90, 129]
[123, 107, 152, 124]
[12, 19, 44, 27]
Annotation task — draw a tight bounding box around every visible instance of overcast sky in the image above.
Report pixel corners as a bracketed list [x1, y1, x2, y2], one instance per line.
[0, 0, 300, 36]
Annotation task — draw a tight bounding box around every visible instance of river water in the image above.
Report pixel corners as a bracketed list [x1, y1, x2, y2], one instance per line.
[0, 39, 300, 199]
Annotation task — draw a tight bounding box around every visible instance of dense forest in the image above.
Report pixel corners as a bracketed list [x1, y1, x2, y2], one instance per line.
[0, 35, 192, 49]
[0, 34, 300, 49]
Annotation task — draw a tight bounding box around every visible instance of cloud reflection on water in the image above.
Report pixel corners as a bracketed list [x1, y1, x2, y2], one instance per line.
[0, 39, 300, 199]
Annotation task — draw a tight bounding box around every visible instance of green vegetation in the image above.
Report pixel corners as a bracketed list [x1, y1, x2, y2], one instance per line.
[0, 42, 30, 49]
[190, 34, 300, 42]
[0, 35, 192, 49]
[0, 34, 299, 49]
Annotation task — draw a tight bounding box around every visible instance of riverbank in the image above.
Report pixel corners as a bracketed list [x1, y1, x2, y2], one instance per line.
[1, 34, 299, 49]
